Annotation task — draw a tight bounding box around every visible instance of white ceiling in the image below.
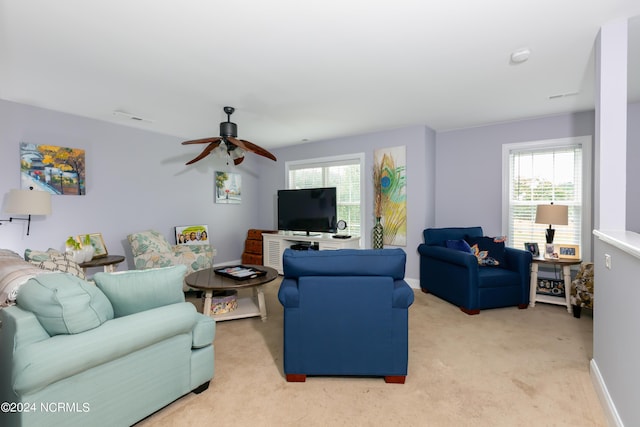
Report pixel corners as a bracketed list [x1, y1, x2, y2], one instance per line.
[2, 0, 640, 149]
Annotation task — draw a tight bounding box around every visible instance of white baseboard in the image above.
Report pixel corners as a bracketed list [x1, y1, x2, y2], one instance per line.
[405, 277, 420, 289]
[591, 358, 624, 427]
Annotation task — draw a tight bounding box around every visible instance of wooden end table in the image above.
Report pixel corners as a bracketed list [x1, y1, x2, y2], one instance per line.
[529, 256, 582, 314]
[79, 255, 125, 274]
[185, 265, 277, 322]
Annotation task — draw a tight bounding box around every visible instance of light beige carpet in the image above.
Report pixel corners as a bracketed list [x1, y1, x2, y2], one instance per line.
[137, 278, 606, 427]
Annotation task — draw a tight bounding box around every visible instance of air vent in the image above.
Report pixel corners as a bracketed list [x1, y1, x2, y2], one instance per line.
[112, 110, 154, 123]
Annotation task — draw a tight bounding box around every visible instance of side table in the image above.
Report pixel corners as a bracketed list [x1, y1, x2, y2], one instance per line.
[529, 256, 582, 314]
[79, 255, 125, 274]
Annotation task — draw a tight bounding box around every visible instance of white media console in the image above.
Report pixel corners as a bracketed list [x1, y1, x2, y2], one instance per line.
[262, 231, 361, 274]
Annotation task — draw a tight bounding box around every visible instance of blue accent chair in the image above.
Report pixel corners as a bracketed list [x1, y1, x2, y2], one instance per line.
[278, 248, 414, 383]
[417, 227, 532, 315]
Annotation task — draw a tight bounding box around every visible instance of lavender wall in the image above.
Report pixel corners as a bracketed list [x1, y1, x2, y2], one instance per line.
[435, 111, 595, 237]
[628, 102, 640, 233]
[257, 125, 437, 283]
[0, 99, 265, 269]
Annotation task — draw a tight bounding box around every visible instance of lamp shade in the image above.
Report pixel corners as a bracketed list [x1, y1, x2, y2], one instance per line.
[4, 189, 52, 215]
[535, 204, 568, 226]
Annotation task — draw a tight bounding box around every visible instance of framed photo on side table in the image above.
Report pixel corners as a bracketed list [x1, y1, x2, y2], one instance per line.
[524, 242, 539, 257]
[557, 244, 580, 259]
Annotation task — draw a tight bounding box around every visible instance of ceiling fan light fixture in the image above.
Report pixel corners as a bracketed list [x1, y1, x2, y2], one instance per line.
[181, 106, 277, 166]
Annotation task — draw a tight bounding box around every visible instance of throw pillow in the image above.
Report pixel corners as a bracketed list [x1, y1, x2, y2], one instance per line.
[29, 256, 86, 280]
[465, 236, 507, 267]
[94, 265, 186, 317]
[17, 273, 114, 336]
[445, 239, 473, 253]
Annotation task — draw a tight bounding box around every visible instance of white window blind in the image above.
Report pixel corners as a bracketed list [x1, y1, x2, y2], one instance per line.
[506, 144, 583, 252]
[287, 155, 363, 237]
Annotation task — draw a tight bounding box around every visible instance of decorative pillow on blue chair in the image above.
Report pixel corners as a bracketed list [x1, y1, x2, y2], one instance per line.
[465, 236, 507, 267]
[445, 239, 473, 253]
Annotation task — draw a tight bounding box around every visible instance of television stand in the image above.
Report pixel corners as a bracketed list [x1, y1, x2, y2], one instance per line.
[292, 232, 321, 237]
[263, 231, 361, 274]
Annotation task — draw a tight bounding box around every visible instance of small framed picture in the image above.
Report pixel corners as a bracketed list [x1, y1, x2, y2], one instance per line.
[557, 244, 580, 259]
[76, 233, 108, 258]
[175, 225, 209, 245]
[524, 242, 539, 257]
[544, 243, 558, 259]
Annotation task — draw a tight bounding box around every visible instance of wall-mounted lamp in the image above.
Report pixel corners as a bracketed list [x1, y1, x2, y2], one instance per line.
[0, 188, 52, 235]
[535, 203, 568, 244]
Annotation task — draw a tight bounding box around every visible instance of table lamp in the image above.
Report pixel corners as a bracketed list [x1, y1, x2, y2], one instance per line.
[1, 187, 52, 235]
[535, 203, 568, 244]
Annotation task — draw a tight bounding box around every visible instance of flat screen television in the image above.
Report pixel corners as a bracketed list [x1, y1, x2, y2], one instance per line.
[277, 187, 337, 235]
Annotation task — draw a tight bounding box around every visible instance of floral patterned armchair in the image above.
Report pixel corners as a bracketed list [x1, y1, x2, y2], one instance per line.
[570, 262, 593, 318]
[127, 230, 216, 291]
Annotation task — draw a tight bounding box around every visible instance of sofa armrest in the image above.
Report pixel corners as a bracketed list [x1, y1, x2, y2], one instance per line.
[504, 247, 533, 274]
[277, 278, 299, 308]
[418, 244, 478, 269]
[0, 306, 50, 351]
[392, 280, 415, 308]
[192, 312, 215, 348]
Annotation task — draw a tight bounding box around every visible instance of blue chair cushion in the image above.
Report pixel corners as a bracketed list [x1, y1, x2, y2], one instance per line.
[283, 248, 406, 280]
[477, 268, 521, 288]
[424, 227, 483, 246]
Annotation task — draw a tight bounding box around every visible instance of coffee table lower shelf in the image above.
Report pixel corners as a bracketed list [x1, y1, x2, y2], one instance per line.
[203, 288, 267, 322]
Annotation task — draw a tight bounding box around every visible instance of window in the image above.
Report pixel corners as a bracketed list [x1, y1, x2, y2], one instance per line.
[502, 136, 591, 257]
[286, 153, 364, 237]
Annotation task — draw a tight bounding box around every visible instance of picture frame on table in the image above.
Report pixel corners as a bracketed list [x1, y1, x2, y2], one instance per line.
[524, 242, 539, 257]
[557, 244, 580, 259]
[76, 233, 108, 258]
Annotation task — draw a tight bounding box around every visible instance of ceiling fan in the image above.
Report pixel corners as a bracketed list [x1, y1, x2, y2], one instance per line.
[182, 106, 277, 166]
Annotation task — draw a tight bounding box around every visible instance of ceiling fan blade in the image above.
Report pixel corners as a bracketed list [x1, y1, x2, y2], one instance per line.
[229, 138, 277, 161]
[233, 156, 245, 166]
[185, 141, 221, 165]
[181, 136, 222, 145]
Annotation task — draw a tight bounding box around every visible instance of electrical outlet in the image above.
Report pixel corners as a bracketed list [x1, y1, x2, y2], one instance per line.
[605, 253, 612, 269]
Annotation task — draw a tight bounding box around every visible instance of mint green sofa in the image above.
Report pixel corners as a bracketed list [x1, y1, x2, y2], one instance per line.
[0, 265, 215, 427]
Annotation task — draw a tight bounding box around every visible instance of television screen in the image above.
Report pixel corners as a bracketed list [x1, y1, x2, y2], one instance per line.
[277, 187, 337, 235]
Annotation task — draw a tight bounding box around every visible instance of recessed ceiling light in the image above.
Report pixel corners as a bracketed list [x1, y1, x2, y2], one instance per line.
[510, 48, 531, 64]
[548, 92, 578, 100]
[112, 110, 154, 123]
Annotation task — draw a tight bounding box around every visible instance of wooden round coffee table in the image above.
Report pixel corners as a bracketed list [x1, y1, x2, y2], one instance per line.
[185, 265, 277, 322]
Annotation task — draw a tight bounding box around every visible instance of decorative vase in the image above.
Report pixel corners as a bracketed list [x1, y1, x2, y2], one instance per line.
[66, 248, 85, 264]
[372, 217, 384, 249]
[82, 246, 95, 262]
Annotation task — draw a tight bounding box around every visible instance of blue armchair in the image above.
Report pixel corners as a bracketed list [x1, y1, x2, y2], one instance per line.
[278, 248, 414, 383]
[417, 227, 532, 315]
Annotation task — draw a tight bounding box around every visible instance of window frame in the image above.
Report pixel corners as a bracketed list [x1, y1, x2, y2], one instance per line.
[501, 135, 592, 261]
[285, 152, 365, 242]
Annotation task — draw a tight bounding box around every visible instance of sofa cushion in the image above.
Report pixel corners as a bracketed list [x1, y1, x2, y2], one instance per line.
[0, 249, 47, 306]
[17, 273, 114, 336]
[94, 265, 186, 317]
[424, 227, 483, 246]
[283, 248, 406, 280]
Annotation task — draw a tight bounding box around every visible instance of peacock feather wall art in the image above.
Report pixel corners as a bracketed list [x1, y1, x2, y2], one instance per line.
[373, 146, 407, 246]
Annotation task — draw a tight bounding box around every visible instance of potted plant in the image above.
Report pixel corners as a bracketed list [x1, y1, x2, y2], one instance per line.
[65, 236, 85, 263]
[81, 234, 95, 262]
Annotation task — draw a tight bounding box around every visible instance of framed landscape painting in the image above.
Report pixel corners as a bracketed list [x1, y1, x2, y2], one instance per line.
[215, 171, 241, 204]
[20, 142, 86, 195]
